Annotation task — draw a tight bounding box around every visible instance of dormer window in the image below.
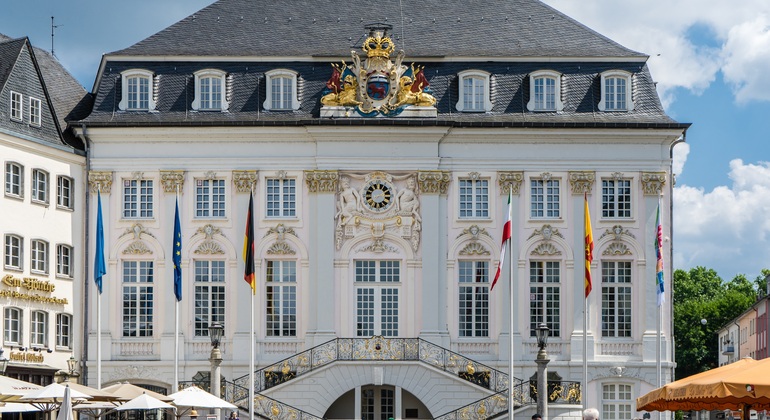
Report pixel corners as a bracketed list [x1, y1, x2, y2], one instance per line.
[118, 69, 156, 111]
[192, 69, 228, 111]
[456, 70, 493, 112]
[598, 70, 633, 112]
[10, 91, 22, 121]
[527, 70, 564, 112]
[264, 69, 300, 111]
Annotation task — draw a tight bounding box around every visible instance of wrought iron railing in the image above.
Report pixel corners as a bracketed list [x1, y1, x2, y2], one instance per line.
[433, 390, 509, 420]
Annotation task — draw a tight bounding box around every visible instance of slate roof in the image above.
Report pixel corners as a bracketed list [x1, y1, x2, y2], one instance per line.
[112, 0, 644, 59]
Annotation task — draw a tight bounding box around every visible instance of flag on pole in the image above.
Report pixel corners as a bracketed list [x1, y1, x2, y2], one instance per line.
[491, 191, 512, 290]
[655, 203, 665, 306]
[243, 192, 256, 294]
[94, 192, 106, 294]
[584, 193, 594, 298]
[172, 197, 182, 301]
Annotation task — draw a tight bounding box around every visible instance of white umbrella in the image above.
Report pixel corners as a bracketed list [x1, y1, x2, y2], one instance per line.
[55, 385, 74, 420]
[115, 393, 175, 411]
[73, 401, 120, 420]
[168, 386, 237, 409]
[0, 402, 42, 413]
[0, 375, 42, 402]
[19, 382, 92, 415]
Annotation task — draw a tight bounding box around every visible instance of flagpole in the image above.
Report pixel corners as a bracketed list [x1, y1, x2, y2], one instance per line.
[583, 193, 593, 410]
[97, 290, 101, 389]
[249, 288, 255, 420]
[94, 191, 106, 390]
[508, 233, 514, 419]
[174, 188, 180, 392]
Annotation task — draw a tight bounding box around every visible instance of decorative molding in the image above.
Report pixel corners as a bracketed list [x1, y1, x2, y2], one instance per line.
[267, 242, 296, 255]
[108, 365, 153, 382]
[602, 242, 632, 256]
[232, 170, 258, 193]
[356, 239, 398, 254]
[305, 170, 339, 193]
[610, 172, 625, 181]
[641, 172, 666, 195]
[275, 170, 288, 180]
[538, 172, 552, 181]
[456, 225, 491, 240]
[203, 171, 217, 180]
[498, 171, 524, 195]
[160, 170, 185, 194]
[459, 242, 490, 256]
[194, 241, 225, 255]
[195, 224, 222, 239]
[531, 243, 561, 256]
[417, 171, 451, 195]
[120, 223, 156, 240]
[131, 171, 144, 180]
[264, 224, 296, 240]
[89, 171, 113, 194]
[599, 225, 635, 241]
[568, 171, 595, 195]
[467, 172, 481, 180]
[527, 224, 564, 241]
[123, 241, 152, 255]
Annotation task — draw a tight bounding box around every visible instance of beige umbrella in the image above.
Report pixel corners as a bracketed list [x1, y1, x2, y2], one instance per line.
[0, 375, 42, 402]
[59, 382, 123, 403]
[102, 382, 174, 402]
[73, 401, 118, 419]
[0, 402, 42, 413]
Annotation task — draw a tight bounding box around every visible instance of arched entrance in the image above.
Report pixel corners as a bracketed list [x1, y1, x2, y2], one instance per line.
[324, 385, 432, 420]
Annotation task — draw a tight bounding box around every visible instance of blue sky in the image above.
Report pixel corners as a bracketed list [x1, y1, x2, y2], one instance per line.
[2, 0, 769, 283]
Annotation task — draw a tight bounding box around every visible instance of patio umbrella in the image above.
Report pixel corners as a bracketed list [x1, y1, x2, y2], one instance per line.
[102, 382, 174, 402]
[73, 401, 119, 420]
[167, 385, 237, 417]
[114, 393, 175, 411]
[0, 375, 42, 402]
[19, 382, 92, 413]
[55, 385, 74, 420]
[59, 382, 123, 403]
[0, 402, 42, 413]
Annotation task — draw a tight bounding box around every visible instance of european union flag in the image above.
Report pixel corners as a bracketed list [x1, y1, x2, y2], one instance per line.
[173, 198, 182, 301]
[94, 192, 106, 294]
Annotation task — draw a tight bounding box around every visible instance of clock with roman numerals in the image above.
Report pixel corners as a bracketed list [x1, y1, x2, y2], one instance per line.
[364, 180, 393, 212]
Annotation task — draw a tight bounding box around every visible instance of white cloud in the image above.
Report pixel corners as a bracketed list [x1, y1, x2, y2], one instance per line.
[672, 142, 690, 177]
[721, 16, 770, 103]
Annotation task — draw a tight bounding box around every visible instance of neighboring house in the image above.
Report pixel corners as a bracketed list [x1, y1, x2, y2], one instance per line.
[74, 0, 689, 418]
[0, 33, 90, 384]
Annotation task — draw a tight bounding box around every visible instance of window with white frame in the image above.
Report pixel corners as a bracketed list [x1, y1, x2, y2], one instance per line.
[4, 234, 23, 270]
[194, 260, 226, 337]
[195, 178, 226, 218]
[458, 178, 489, 219]
[527, 70, 564, 112]
[10, 91, 22, 121]
[123, 179, 154, 219]
[601, 261, 632, 338]
[5, 162, 24, 198]
[598, 71, 633, 112]
[355, 260, 400, 337]
[32, 169, 48, 203]
[118, 69, 155, 111]
[56, 313, 72, 349]
[57, 176, 73, 209]
[530, 177, 560, 218]
[601, 178, 632, 218]
[31, 310, 48, 346]
[122, 260, 154, 337]
[266, 260, 297, 337]
[31, 239, 48, 274]
[456, 70, 493, 112]
[192, 69, 228, 111]
[56, 244, 73, 278]
[602, 383, 633, 420]
[29, 97, 42, 126]
[264, 69, 300, 111]
[266, 178, 296, 218]
[458, 260, 489, 337]
[529, 260, 560, 337]
[4, 307, 22, 345]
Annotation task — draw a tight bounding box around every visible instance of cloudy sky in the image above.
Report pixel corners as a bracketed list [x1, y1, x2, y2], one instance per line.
[2, 0, 768, 283]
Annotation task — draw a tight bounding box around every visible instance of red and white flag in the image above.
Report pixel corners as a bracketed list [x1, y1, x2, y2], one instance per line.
[491, 191, 512, 290]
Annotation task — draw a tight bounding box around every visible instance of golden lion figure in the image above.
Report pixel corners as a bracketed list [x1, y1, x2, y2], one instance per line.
[321, 75, 362, 107]
[394, 75, 436, 107]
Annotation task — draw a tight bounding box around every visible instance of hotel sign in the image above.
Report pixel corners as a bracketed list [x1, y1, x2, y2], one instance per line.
[1, 274, 68, 305]
[9, 351, 45, 363]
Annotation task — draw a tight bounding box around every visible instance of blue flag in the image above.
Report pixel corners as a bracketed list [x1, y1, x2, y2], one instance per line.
[94, 192, 106, 294]
[173, 198, 182, 301]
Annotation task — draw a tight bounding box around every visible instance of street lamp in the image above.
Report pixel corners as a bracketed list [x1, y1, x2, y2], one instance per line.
[535, 323, 550, 420]
[208, 322, 224, 417]
[0, 349, 8, 375]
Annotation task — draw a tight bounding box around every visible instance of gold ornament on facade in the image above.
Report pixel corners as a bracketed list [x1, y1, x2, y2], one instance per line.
[160, 170, 185, 193]
[304, 170, 338, 193]
[498, 171, 524, 195]
[232, 170, 258, 193]
[569, 171, 595, 194]
[89, 171, 113, 194]
[641, 171, 666, 195]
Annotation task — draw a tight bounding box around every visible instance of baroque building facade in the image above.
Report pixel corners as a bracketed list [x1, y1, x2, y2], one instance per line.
[74, 1, 689, 418]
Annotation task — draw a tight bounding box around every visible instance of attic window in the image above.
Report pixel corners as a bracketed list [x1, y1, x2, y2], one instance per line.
[10, 91, 23, 121]
[264, 69, 300, 111]
[192, 69, 228, 111]
[527, 70, 564, 112]
[598, 70, 634, 112]
[456, 70, 493, 112]
[118, 69, 156, 111]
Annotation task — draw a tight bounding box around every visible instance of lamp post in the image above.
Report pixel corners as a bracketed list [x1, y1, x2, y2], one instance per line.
[208, 322, 224, 418]
[0, 349, 8, 376]
[66, 356, 78, 382]
[535, 322, 550, 420]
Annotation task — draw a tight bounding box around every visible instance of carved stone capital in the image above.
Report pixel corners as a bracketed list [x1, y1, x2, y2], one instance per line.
[498, 171, 524, 195]
[417, 171, 450, 195]
[641, 172, 666, 195]
[232, 170, 258, 193]
[160, 170, 185, 194]
[305, 170, 339, 193]
[569, 171, 595, 195]
[89, 171, 113, 194]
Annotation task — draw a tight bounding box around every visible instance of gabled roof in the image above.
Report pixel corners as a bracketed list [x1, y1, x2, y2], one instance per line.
[110, 0, 645, 59]
[0, 37, 26, 92]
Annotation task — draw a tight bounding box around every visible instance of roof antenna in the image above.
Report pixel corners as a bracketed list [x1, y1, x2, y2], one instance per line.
[50, 16, 61, 57]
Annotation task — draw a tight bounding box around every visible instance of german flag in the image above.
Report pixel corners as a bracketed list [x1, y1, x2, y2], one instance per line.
[243, 192, 256, 294]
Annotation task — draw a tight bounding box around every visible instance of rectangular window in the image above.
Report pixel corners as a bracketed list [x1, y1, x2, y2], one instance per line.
[602, 384, 633, 420]
[57, 176, 73, 209]
[127, 76, 150, 110]
[122, 260, 154, 337]
[4, 307, 22, 344]
[458, 179, 489, 219]
[602, 261, 632, 338]
[534, 77, 556, 110]
[271, 76, 293, 110]
[531, 179, 560, 218]
[529, 261, 560, 337]
[463, 77, 485, 111]
[200, 77, 222, 110]
[5, 162, 24, 197]
[194, 260, 226, 337]
[355, 260, 400, 337]
[32, 169, 48, 203]
[10, 91, 22, 121]
[458, 261, 489, 337]
[56, 244, 73, 278]
[266, 260, 297, 337]
[266, 178, 296, 218]
[4, 234, 22, 270]
[29, 97, 42, 126]
[195, 179, 226, 218]
[605, 78, 628, 111]
[56, 313, 72, 349]
[31, 239, 48, 274]
[123, 179, 154, 218]
[602, 179, 632, 218]
[31, 311, 48, 346]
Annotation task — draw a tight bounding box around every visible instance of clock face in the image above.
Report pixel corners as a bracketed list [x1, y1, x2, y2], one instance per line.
[364, 181, 393, 211]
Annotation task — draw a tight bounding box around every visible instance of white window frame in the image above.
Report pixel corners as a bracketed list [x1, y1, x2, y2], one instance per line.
[122, 260, 155, 337]
[31, 239, 48, 274]
[30, 310, 48, 347]
[266, 178, 297, 218]
[264, 69, 300, 111]
[529, 260, 561, 338]
[602, 383, 634, 420]
[456, 70, 493, 112]
[530, 177, 561, 219]
[527, 70, 564, 112]
[29, 97, 42, 126]
[355, 260, 401, 337]
[458, 178, 490, 219]
[194, 260, 226, 337]
[122, 178, 154, 219]
[195, 178, 226, 218]
[118, 69, 156, 111]
[56, 313, 72, 349]
[598, 70, 634, 112]
[4, 307, 23, 345]
[265, 260, 297, 337]
[32, 169, 49, 204]
[601, 260, 632, 338]
[10, 91, 23, 121]
[5, 161, 24, 198]
[4, 234, 23, 270]
[56, 244, 73, 278]
[601, 177, 632, 219]
[458, 260, 490, 338]
[57, 175, 73, 210]
[192, 69, 228, 111]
